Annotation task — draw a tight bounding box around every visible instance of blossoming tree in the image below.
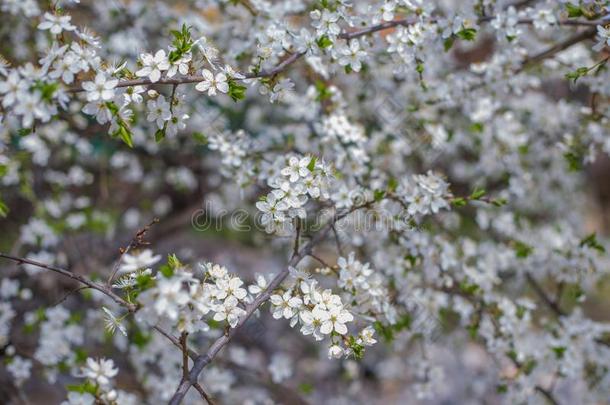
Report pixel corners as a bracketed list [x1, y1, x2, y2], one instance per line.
[1, 0, 610, 404]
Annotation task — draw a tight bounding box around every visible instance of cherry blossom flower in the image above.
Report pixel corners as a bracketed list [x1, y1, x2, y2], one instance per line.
[146, 96, 172, 129]
[82, 357, 118, 387]
[118, 249, 162, 274]
[195, 69, 229, 96]
[320, 306, 353, 335]
[38, 12, 75, 35]
[135, 50, 170, 83]
[82, 73, 118, 102]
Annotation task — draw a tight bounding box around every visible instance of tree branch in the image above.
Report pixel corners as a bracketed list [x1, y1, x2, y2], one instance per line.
[180, 332, 190, 378]
[525, 272, 566, 317]
[67, 17, 603, 93]
[0, 252, 137, 312]
[518, 27, 597, 72]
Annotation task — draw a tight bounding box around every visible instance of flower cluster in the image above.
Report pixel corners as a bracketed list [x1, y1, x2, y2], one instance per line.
[317, 113, 369, 172]
[268, 267, 377, 359]
[256, 155, 332, 234]
[337, 253, 396, 323]
[133, 259, 252, 331]
[397, 171, 451, 216]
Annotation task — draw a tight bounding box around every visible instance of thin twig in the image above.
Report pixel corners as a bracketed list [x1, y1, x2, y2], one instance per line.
[331, 224, 344, 257]
[193, 383, 216, 405]
[153, 325, 198, 359]
[535, 385, 560, 405]
[308, 253, 332, 269]
[293, 220, 301, 257]
[106, 217, 159, 285]
[52, 285, 90, 307]
[525, 273, 566, 317]
[236, 0, 257, 16]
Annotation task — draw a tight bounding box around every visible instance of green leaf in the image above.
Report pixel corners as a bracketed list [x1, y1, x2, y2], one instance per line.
[168, 24, 193, 63]
[374, 189, 386, 202]
[513, 240, 533, 258]
[563, 150, 583, 171]
[0, 200, 8, 218]
[566, 4, 584, 18]
[522, 358, 537, 375]
[456, 28, 477, 41]
[552, 346, 567, 359]
[167, 253, 183, 269]
[394, 314, 412, 331]
[155, 128, 166, 143]
[443, 36, 455, 52]
[565, 66, 590, 83]
[346, 335, 365, 359]
[307, 156, 317, 172]
[298, 383, 314, 395]
[451, 198, 467, 207]
[579, 232, 605, 253]
[470, 188, 486, 200]
[159, 265, 174, 278]
[74, 347, 88, 364]
[228, 80, 247, 102]
[207, 319, 223, 329]
[118, 125, 133, 148]
[470, 122, 484, 133]
[316, 35, 333, 49]
[192, 132, 208, 144]
[32, 80, 58, 102]
[315, 80, 332, 101]
[459, 281, 480, 295]
[466, 322, 479, 339]
[373, 321, 394, 342]
[491, 198, 508, 207]
[67, 380, 98, 395]
[132, 327, 152, 348]
[136, 272, 155, 290]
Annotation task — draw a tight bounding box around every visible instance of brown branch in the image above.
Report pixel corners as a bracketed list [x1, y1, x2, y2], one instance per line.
[180, 332, 189, 378]
[0, 252, 137, 312]
[236, 0, 257, 17]
[518, 27, 597, 72]
[193, 383, 216, 405]
[293, 219, 301, 257]
[525, 273, 566, 317]
[153, 325, 198, 359]
[535, 385, 560, 405]
[152, 326, 216, 404]
[339, 18, 415, 40]
[308, 252, 333, 269]
[52, 285, 90, 307]
[331, 224, 344, 257]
